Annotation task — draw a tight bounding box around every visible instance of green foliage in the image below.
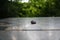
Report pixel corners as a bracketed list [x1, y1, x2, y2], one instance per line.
[8, 0, 47, 17]
[0, 0, 60, 19]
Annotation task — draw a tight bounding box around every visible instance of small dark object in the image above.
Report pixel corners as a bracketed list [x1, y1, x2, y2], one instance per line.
[31, 20, 36, 24]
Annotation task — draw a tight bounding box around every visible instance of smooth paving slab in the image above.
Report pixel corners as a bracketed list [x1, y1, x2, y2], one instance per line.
[0, 17, 60, 40]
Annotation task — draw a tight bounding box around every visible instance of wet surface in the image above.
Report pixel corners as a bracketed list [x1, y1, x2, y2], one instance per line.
[0, 17, 60, 40]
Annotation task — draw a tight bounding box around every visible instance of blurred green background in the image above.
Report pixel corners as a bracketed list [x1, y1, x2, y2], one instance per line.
[0, 0, 60, 18]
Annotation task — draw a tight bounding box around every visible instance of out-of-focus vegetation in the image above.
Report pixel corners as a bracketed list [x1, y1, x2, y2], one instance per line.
[0, 0, 60, 18]
[0, 0, 8, 18]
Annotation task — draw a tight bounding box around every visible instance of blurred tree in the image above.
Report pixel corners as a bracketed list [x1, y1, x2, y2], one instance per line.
[0, 0, 8, 19]
[54, 0, 60, 16]
[0, 0, 60, 19]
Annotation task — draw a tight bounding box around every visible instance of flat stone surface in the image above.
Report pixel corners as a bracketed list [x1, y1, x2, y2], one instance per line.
[0, 17, 60, 40]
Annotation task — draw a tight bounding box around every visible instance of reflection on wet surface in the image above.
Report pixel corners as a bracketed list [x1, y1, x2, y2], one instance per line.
[0, 17, 60, 40]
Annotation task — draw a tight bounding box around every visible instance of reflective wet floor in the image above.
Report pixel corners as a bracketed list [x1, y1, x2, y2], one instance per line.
[0, 17, 60, 40]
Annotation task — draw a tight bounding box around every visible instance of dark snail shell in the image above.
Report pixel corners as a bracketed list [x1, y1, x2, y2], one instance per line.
[31, 20, 36, 24]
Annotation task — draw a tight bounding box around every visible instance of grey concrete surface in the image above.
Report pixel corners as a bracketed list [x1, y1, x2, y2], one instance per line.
[0, 17, 60, 40]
